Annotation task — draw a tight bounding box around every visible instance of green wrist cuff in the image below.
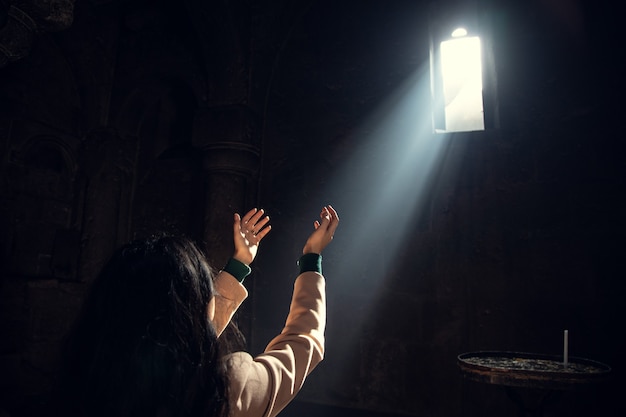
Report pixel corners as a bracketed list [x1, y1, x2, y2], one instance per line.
[223, 258, 251, 282]
[298, 253, 322, 275]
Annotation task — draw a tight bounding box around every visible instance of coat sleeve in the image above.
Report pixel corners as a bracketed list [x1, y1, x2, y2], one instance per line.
[212, 271, 249, 337]
[225, 271, 326, 417]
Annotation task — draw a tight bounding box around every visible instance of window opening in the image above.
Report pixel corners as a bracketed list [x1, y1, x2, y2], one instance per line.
[433, 28, 485, 133]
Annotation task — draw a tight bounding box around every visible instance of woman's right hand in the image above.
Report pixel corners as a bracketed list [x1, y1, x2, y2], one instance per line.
[302, 205, 339, 255]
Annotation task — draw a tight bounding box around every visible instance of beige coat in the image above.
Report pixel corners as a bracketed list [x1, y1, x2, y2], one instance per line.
[212, 271, 326, 417]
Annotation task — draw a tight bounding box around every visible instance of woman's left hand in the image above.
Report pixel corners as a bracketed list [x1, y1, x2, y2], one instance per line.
[233, 208, 271, 265]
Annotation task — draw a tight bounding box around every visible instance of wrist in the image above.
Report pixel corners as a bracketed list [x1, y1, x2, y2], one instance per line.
[302, 245, 321, 255]
[298, 253, 322, 274]
[223, 258, 252, 282]
[233, 252, 252, 266]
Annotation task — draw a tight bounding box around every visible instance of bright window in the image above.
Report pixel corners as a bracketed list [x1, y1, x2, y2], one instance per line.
[433, 29, 485, 133]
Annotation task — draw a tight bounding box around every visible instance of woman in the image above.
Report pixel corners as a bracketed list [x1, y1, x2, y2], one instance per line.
[61, 205, 339, 417]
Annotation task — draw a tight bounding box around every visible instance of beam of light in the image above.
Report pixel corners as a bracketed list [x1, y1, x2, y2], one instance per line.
[321, 64, 450, 284]
[300, 62, 460, 401]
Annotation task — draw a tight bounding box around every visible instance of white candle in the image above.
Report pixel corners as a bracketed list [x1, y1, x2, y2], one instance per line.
[563, 330, 569, 365]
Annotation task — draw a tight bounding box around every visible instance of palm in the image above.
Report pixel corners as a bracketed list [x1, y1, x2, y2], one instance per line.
[233, 208, 271, 265]
[235, 228, 259, 259]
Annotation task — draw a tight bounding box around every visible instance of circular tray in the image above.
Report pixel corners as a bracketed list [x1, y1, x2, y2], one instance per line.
[457, 351, 612, 390]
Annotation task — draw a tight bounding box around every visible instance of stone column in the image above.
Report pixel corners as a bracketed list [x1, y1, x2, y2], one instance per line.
[192, 105, 260, 267]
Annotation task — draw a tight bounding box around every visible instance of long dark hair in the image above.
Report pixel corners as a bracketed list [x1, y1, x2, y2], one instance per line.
[61, 235, 229, 417]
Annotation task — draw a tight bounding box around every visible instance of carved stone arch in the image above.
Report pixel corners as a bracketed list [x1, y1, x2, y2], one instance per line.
[112, 78, 203, 240]
[14, 134, 77, 211]
[114, 78, 199, 158]
[20, 134, 77, 174]
[0, 33, 82, 131]
[7, 134, 81, 278]
[0, 0, 76, 67]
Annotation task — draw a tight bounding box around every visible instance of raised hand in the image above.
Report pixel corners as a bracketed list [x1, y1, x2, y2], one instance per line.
[303, 205, 339, 255]
[233, 208, 271, 265]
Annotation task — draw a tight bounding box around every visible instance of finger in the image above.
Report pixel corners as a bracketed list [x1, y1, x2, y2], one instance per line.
[247, 218, 269, 241]
[246, 208, 265, 227]
[234, 213, 243, 232]
[251, 214, 270, 232]
[327, 206, 339, 227]
[318, 207, 331, 228]
[241, 208, 258, 224]
[314, 220, 320, 230]
[255, 224, 272, 240]
[326, 206, 340, 235]
[327, 205, 339, 221]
